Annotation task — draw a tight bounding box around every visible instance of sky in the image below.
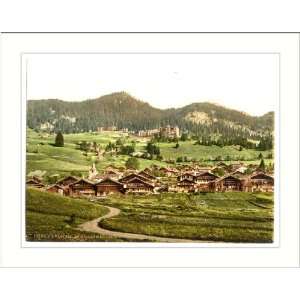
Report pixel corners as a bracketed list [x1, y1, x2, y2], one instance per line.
[26, 53, 279, 116]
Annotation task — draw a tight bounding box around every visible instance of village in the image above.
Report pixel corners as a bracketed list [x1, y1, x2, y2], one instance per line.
[26, 160, 274, 198]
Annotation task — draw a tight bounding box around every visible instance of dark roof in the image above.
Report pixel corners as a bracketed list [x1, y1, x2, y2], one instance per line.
[46, 184, 67, 190]
[250, 172, 274, 180]
[195, 171, 219, 179]
[215, 175, 242, 183]
[95, 177, 123, 186]
[120, 173, 151, 183]
[26, 178, 45, 186]
[56, 176, 79, 185]
[125, 177, 155, 187]
[69, 178, 95, 186]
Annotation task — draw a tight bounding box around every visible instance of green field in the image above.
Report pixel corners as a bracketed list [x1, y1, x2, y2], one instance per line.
[26, 128, 273, 178]
[26, 188, 130, 241]
[26, 188, 274, 243]
[99, 192, 274, 243]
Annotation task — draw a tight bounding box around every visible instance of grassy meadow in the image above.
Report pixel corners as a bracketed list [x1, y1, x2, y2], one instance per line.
[26, 128, 273, 179]
[99, 192, 274, 243]
[26, 188, 134, 242]
[26, 188, 274, 243]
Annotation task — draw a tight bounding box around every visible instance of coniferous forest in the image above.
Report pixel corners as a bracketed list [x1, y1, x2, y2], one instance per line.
[27, 92, 274, 150]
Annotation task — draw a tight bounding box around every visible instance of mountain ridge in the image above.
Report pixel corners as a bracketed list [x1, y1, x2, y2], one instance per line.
[27, 92, 274, 136]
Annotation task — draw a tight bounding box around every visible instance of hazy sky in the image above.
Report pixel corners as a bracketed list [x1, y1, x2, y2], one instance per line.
[26, 53, 279, 116]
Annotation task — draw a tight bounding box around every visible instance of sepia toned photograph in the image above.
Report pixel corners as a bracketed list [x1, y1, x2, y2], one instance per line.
[24, 53, 277, 243]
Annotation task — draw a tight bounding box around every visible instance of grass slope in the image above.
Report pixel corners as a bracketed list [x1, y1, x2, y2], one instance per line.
[26, 188, 127, 242]
[99, 192, 274, 243]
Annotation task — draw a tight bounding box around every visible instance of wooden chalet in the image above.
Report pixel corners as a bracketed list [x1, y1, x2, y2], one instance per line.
[46, 184, 68, 196]
[250, 173, 274, 192]
[69, 179, 95, 197]
[56, 175, 79, 186]
[194, 172, 219, 184]
[213, 175, 243, 192]
[94, 178, 124, 196]
[26, 178, 45, 188]
[177, 178, 196, 193]
[120, 173, 151, 184]
[193, 172, 219, 192]
[123, 177, 155, 194]
[177, 172, 196, 182]
[54, 176, 78, 195]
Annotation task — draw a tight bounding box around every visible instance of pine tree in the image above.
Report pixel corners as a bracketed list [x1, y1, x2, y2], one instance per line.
[259, 158, 266, 171]
[55, 132, 64, 147]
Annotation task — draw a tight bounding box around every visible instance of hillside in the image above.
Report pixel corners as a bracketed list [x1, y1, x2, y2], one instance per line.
[27, 92, 274, 137]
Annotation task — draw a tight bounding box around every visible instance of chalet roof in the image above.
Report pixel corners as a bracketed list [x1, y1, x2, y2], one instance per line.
[120, 173, 151, 183]
[250, 172, 274, 180]
[26, 178, 45, 186]
[46, 184, 67, 190]
[94, 177, 123, 186]
[215, 174, 242, 183]
[125, 177, 155, 187]
[26, 178, 40, 184]
[104, 169, 122, 175]
[69, 178, 95, 186]
[56, 176, 79, 185]
[195, 171, 219, 178]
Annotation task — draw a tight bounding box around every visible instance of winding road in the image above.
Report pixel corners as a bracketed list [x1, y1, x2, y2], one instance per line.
[78, 205, 198, 242]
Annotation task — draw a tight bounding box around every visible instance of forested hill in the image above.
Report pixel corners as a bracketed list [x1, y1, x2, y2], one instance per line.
[27, 92, 274, 138]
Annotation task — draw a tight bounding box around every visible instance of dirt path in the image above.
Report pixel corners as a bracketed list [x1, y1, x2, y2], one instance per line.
[78, 205, 199, 242]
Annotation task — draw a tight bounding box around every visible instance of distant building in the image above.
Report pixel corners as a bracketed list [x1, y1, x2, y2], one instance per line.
[137, 129, 160, 137]
[106, 126, 117, 131]
[40, 122, 54, 131]
[160, 125, 180, 139]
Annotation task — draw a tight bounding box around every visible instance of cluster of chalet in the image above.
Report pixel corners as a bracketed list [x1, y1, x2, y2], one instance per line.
[26, 161, 274, 197]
